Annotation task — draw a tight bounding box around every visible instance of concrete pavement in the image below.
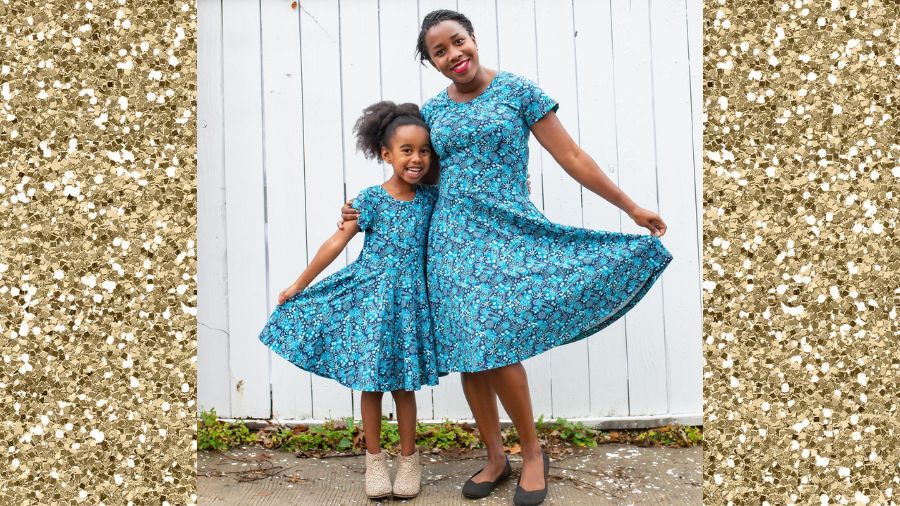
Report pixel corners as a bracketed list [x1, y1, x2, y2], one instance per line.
[198, 444, 701, 505]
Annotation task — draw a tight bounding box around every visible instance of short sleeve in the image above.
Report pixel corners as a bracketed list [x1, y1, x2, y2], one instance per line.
[350, 188, 375, 231]
[518, 75, 559, 127]
[420, 98, 435, 126]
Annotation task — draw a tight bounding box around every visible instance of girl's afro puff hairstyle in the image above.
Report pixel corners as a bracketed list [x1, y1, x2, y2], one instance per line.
[353, 101, 428, 160]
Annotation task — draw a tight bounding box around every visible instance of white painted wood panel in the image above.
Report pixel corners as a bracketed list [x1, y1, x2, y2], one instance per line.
[299, 0, 354, 419]
[649, 0, 703, 416]
[685, 0, 703, 250]
[222, 0, 271, 418]
[572, 0, 631, 418]
[198, 0, 703, 424]
[260, 0, 313, 421]
[196, 0, 232, 417]
[533, 0, 592, 419]
[609, 0, 668, 416]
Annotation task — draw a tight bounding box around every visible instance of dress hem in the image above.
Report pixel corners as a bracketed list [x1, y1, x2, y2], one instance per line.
[436, 249, 672, 374]
[270, 356, 444, 392]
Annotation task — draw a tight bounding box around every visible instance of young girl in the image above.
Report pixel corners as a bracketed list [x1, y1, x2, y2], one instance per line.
[257, 101, 441, 500]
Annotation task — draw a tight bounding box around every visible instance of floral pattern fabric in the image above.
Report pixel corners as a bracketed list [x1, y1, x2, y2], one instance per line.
[421, 70, 673, 373]
[258, 184, 442, 392]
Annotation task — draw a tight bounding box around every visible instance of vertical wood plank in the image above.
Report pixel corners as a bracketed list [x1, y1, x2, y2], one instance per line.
[197, 0, 232, 417]
[610, 0, 668, 416]
[533, 0, 591, 419]
[495, 0, 552, 420]
[261, 0, 313, 421]
[340, 0, 394, 421]
[572, 0, 631, 418]
[685, 0, 703, 248]
[300, 0, 354, 419]
[379, 0, 437, 419]
[649, 0, 703, 416]
[222, 0, 271, 418]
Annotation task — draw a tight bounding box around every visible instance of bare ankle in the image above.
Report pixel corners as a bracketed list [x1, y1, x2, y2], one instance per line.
[520, 446, 543, 460]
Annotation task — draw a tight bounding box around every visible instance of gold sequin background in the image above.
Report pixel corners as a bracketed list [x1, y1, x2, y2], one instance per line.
[0, 0, 197, 504]
[704, 0, 898, 504]
[1, 0, 898, 504]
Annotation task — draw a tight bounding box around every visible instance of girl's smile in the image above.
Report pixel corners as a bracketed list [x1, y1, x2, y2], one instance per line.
[381, 124, 432, 187]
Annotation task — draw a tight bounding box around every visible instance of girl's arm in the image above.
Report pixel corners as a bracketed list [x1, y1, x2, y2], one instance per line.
[278, 221, 360, 304]
[530, 112, 667, 237]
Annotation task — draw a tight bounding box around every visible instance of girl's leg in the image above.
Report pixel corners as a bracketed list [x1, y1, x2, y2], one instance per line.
[391, 390, 417, 456]
[391, 390, 421, 498]
[487, 362, 545, 491]
[460, 371, 507, 482]
[360, 391, 385, 454]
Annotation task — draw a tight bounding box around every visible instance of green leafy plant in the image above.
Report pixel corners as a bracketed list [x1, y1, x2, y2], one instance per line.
[197, 410, 701, 454]
[197, 409, 258, 451]
[633, 424, 702, 447]
[416, 421, 481, 450]
[534, 416, 601, 447]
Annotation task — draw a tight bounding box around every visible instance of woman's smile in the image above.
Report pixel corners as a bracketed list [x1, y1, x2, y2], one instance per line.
[451, 59, 470, 74]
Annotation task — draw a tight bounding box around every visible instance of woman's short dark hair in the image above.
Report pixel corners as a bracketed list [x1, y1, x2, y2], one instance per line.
[415, 9, 475, 66]
[353, 101, 428, 160]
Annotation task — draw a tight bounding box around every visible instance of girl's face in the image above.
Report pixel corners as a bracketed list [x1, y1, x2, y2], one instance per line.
[380, 125, 432, 185]
[424, 20, 479, 84]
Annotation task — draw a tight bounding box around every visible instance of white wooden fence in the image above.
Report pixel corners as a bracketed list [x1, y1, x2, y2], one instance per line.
[197, 0, 703, 425]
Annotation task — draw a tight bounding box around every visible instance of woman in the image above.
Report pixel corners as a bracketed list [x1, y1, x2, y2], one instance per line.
[342, 10, 672, 505]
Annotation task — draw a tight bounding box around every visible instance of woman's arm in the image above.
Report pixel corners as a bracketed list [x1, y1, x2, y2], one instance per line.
[278, 222, 359, 303]
[530, 112, 667, 237]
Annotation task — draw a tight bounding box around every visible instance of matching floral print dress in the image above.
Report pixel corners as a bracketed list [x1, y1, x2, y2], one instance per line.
[258, 185, 442, 392]
[421, 71, 673, 372]
[258, 70, 673, 390]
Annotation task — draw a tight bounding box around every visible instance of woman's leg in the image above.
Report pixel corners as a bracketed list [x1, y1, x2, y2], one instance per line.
[360, 391, 385, 454]
[487, 362, 545, 491]
[391, 390, 418, 456]
[461, 371, 507, 482]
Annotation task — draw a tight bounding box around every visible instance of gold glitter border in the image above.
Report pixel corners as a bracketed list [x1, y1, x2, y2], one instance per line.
[1, 1, 197, 504]
[704, 0, 897, 504]
[3, 0, 898, 503]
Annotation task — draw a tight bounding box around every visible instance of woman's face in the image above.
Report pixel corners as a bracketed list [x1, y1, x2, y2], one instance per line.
[424, 20, 479, 84]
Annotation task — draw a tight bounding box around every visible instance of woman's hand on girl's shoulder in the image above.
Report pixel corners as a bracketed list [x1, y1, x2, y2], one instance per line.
[338, 197, 359, 230]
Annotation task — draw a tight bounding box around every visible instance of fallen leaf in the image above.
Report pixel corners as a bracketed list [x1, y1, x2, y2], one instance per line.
[504, 443, 521, 455]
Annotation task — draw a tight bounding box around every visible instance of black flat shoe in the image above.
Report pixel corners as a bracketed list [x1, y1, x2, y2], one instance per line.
[461, 457, 512, 499]
[513, 451, 550, 506]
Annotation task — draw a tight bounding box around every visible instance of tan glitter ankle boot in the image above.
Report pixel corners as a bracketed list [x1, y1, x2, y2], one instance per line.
[392, 450, 421, 499]
[365, 449, 392, 499]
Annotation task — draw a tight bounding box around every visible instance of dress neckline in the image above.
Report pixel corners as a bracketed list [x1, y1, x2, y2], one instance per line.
[377, 184, 419, 204]
[443, 70, 504, 105]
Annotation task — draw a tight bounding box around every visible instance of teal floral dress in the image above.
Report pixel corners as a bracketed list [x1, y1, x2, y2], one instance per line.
[258, 184, 443, 392]
[421, 70, 673, 373]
